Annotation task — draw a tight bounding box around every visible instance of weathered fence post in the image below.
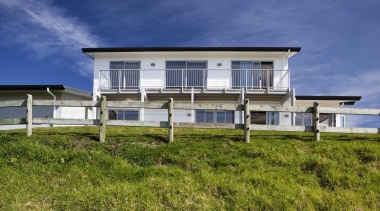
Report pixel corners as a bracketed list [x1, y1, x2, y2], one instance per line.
[26, 94, 33, 137]
[168, 98, 174, 143]
[313, 102, 320, 142]
[244, 99, 250, 143]
[99, 96, 107, 142]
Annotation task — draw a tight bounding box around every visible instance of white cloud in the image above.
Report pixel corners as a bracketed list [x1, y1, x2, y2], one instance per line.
[0, 0, 102, 76]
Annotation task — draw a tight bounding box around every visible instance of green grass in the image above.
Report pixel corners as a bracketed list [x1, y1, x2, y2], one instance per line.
[0, 126, 379, 210]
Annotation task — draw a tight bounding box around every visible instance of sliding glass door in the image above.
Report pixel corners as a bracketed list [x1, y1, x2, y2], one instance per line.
[232, 61, 273, 89]
[166, 61, 207, 88]
[110, 61, 140, 89]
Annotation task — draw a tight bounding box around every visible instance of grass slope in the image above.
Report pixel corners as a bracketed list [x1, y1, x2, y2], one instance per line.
[0, 126, 379, 210]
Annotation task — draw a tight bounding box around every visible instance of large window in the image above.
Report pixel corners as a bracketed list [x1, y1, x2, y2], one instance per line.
[110, 61, 140, 89]
[166, 61, 207, 88]
[295, 113, 336, 127]
[251, 111, 279, 125]
[196, 110, 234, 123]
[232, 61, 273, 89]
[295, 112, 312, 126]
[108, 110, 139, 120]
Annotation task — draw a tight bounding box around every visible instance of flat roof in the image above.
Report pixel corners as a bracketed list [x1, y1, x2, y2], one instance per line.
[296, 95, 361, 105]
[82, 46, 301, 53]
[0, 85, 92, 98]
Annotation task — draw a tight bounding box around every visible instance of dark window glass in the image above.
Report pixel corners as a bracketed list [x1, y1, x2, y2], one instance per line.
[251, 111, 266, 125]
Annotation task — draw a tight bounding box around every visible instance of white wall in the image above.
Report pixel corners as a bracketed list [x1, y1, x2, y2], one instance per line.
[92, 51, 290, 98]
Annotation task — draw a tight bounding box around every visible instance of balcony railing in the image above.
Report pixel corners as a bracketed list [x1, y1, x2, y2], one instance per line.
[99, 69, 290, 91]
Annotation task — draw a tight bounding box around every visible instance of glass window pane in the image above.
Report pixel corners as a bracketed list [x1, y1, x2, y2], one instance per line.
[251, 112, 266, 125]
[110, 61, 124, 69]
[226, 111, 234, 123]
[205, 111, 214, 123]
[216, 111, 225, 123]
[125, 111, 139, 120]
[117, 110, 124, 120]
[295, 113, 303, 126]
[304, 113, 312, 126]
[195, 110, 205, 123]
[166, 61, 186, 69]
[108, 110, 117, 120]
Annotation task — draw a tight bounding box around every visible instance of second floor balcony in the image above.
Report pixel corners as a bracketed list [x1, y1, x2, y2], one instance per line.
[98, 69, 290, 93]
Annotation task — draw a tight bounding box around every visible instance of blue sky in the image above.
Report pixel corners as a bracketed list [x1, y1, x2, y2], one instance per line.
[0, 0, 379, 126]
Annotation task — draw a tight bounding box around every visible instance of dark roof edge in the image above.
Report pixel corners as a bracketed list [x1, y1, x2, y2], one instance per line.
[0, 85, 92, 98]
[82, 47, 301, 53]
[0, 85, 65, 91]
[296, 95, 361, 101]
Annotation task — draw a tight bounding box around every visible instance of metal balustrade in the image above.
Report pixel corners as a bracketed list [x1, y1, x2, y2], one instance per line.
[99, 69, 290, 91]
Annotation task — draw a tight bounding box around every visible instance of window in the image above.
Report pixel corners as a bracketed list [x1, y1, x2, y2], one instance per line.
[232, 61, 273, 89]
[166, 61, 207, 88]
[251, 111, 279, 125]
[108, 110, 139, 120]
[110, 61, 140, 89]
[196, 110, 234, 123]
[295, 113, 337, 127]
[295, 113, 312, 126]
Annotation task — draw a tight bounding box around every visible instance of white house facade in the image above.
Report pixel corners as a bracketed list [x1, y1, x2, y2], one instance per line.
[0, 85, 93, 130]
[82, 47, 360, 127]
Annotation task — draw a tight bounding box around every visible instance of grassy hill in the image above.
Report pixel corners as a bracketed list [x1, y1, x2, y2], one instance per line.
[0, 126, 379, 210]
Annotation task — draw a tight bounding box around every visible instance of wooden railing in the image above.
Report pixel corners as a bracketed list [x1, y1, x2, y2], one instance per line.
[1, 95, 379, 142]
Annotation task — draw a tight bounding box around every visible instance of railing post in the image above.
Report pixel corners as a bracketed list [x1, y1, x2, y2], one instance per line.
[26, 94, 33, 137]
[313, 102, 320, 142]
[168, 98, 174, 143]
[99, 96, 107, 142]
[244, 99, 250, 143]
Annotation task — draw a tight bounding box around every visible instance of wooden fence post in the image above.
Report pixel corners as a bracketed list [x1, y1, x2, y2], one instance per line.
[168, 98, 174, 143]
[26, 94, 32, 137]
[99, 96, 107, 142]
[244, 99, 250, 143]
[313, 102, 320, 142]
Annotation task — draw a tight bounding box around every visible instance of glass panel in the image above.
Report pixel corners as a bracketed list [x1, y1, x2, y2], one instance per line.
[226, 111, 234, 123]
[110, 62, 140, 89]
[216, 111, 225, 123]
[117, 110, 124, 120]
[251, 111, 266, 125]
[125, 111, 139, 120]
[261, 62, 273, 88]
[304, 113, 312, 126]
[186, 62, 206, 88]
[110, 61, 124, 69]
[268, 112, 279, 125]
[166, 61, 186, 69]
[252, 62, 260, 88]
[166, 61, 185, 88]
[195, 110, 205, 123]
[108, 110, 117, 120]
[295, 113, 303, 126]
[205, 111, 214, 123]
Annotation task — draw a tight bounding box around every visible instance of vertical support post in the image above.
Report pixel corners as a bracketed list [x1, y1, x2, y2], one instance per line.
[168, 98, 174, 143]
[313, 102, 320, 142]
[99, 96, 107, 142]
[26, 94, 33, 137]
[244, 99, 250, 143]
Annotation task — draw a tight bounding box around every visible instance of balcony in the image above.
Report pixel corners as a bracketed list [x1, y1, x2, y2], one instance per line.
[99, 69, 290, 93]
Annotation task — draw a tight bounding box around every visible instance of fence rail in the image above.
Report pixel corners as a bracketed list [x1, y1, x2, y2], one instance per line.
[0, 94, 379, 142]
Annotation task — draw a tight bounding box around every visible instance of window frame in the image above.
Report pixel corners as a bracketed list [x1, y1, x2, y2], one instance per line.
[231, 61, 274, 89]
[109, 61, 141, 89]
[165, 60, 208, 88]
[108, 109, 139, 120]
[195, 110, 234, 123]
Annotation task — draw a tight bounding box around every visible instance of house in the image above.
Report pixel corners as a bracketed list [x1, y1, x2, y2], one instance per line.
[0, 85, 93, 130]
[82, 47, 360, 127]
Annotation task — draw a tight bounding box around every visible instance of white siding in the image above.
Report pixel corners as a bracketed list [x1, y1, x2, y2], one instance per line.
[93, 51, 290, 97]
